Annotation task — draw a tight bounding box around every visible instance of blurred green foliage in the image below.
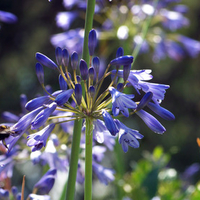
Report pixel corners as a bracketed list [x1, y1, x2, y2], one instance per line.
[120, 146, 200, 200]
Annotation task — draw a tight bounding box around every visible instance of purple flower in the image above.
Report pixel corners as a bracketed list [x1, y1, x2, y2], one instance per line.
[0, 188, 9, 199]
[92, 161, 115, 185]
[34, 168, 57, 194]
[136, 109, 166, 134]
[31, 103, 57, 130]
[79, 59, 88, 80]
[25, 96, 52, 111]
[88, 29, 97, 56]
[109, 87, 137, 117]
[59, 74, 68, 90]
[0, 146, 20, 178]
[56, 11, 78, 30]
[71, 51, 79, 70]
[92, 146, 106, 162]
[36, 52, 58, 70]
[93, 119, 110, 143]
[178, 35, 200, 57]
[102, 109, 118, 136]
[160, 9, 189, 31]
[75, 84, 82, 105]
[35, 63, 44, 85]
[0, 10, 17, 23]
[51, 29, 84, 54]
[110, 56, 133, 66]
[27, 124, 55, 151]
[115, 119, 143, 152]
[11, 106, 44, 135]
[147, 102, 175, 120]
[55, 89, 74, 106]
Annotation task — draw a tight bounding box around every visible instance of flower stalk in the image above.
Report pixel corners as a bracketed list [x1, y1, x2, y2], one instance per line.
[85, 117, 94, 200]
[65, 0, 95, 199]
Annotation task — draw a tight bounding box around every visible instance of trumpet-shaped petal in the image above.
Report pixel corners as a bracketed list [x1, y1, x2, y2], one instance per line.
[25, 96, 51, 111]
[102, 110, 118, 136]
[34, 168, 57, 194]
[136, 109, 166, 134]
[92, 161, 115, 185]
[27, 124, 55, 151]
[147, 102, 175, 120]
[11, 106, 44, 135]
[109, 87, 136, 117]
[115, 119, 143, 152]
[31, 103, 57, 130]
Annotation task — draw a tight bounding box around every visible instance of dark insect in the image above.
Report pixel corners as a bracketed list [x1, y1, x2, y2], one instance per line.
[0, 125, 15, 148]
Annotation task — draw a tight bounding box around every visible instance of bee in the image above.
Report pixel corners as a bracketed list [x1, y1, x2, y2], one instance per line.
[0, 125, 15, 148]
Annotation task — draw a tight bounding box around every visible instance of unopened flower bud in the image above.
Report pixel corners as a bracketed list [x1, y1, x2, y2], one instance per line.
[55, 47, 62, 66]
[88, 86, 95, 98]
[35, 63, 44, 84]
[110, 55, 133, 66]
[116, 47, 124, 58]
[62, 48, 69, 67]
[75, 84, 82, 105]
[123, 64, 131, 82]
[79, 59, 88, 80]
[136, 92, 153, 111]
[76, 75, 81, 84]
[92, 56, 100, 74]
[59, 74, 68, 90]
[117, 83, 124, 91]
[71, 51, 79, 70]
[102, 109, 118, 136]
[89, 67, 95, 81]
[36, 52, 58, 70]
[88, 29, 97, 56]
[55, 89, 74, 106]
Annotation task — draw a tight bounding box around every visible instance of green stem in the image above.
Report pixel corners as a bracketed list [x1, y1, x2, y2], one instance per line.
[132, 0, 159, 66]
[82, 0, 96, 65]
[64, 1, 95, 199]
[65, 118, 83, 200]
[85, 117, 94, 200]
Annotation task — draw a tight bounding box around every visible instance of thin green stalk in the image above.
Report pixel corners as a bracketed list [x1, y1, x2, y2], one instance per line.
[85, 117, 94, 200]
[63, 0, 96, 200]
[65, 119, 83, 200]
[132, 0, 159, 66]
[82, 0, 96, 65]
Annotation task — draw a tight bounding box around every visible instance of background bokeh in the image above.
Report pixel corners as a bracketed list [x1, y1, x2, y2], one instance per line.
[0, 0, 200, 198]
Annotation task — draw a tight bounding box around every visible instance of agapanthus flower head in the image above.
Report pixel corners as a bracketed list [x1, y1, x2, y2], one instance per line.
[4, 29, 174, 156]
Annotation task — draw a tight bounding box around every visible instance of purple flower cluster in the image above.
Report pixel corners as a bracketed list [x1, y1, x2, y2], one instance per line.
[51, 0, 200, 61]
[0, 29, 174, 196]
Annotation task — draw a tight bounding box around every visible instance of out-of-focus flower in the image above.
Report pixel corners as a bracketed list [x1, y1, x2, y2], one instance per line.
[0, 10, 17, 23]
